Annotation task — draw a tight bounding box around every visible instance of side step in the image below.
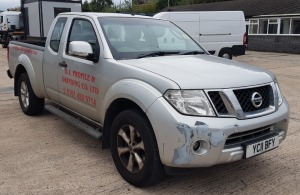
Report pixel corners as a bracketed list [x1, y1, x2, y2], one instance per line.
[45, 105, 102, 140]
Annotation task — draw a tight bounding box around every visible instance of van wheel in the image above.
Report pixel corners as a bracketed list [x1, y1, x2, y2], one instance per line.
[219, 49, 232, 59]
[110, 109, 165, 187]
[17, 73, 44, 115]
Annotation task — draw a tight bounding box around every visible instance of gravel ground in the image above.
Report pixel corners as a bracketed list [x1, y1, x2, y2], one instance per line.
[0, 48, 299, 194]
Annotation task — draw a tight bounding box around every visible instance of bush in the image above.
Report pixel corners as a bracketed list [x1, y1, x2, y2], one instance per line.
[132, 3, 157, 14]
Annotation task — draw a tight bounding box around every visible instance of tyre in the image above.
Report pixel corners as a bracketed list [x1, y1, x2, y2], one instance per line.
[2, 44, 8, 48]
[219, 49, 232, 59]
[110, 109, 165, 187]
[17, 73, 44, 115]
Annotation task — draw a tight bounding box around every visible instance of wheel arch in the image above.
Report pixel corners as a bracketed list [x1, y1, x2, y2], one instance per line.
[100, 79, 163, 149]
[13, 54, 44, 97]
[102, 98, 146, 149]
[14, 64, 27, 96]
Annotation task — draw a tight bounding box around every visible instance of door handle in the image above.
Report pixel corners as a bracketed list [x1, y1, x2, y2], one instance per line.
[59, 61, 67, 68]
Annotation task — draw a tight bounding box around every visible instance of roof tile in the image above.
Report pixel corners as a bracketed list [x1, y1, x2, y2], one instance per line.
[164, 0, 300, 18]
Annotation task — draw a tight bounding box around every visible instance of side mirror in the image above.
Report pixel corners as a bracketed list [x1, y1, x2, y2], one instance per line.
[69, 41, 93, 57]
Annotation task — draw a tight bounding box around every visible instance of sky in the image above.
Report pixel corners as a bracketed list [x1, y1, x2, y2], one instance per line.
[0, 0, 125, 11]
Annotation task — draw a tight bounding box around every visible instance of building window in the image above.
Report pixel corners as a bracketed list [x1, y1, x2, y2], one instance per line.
[280, 18, 291, 34]
[268, 19, 278, 34]
[259, 19, 268, 34]
[250, 17, 300, 35]
[249, 20, 258, 34]
[291, 18, 300, 34]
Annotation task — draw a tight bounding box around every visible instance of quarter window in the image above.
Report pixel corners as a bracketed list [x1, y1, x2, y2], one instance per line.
[50, 17, 67, 52]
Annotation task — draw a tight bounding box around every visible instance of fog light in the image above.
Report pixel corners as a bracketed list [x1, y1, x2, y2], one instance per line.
[192, 140, 210, 155]
[193, 141, 201, 151]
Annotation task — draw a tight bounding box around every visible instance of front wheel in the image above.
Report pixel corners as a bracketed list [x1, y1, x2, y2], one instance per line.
[110, 109, 165, 187]
[17, 73, 44, 115]
[219, 49, 233, 59]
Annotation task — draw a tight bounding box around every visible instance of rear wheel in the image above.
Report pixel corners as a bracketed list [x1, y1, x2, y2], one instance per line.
[110, 109, 165, 187]
[17, 73, 44, 115]
[219, 49, 232, 59]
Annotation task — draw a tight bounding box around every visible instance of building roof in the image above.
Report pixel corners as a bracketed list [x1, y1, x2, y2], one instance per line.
[163, 0, 300, 18]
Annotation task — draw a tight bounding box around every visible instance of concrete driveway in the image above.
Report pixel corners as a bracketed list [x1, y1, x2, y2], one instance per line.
[0, 49, 299, 194]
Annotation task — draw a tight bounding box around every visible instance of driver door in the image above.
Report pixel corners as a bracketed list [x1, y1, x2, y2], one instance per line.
[58, 17, 101, 120]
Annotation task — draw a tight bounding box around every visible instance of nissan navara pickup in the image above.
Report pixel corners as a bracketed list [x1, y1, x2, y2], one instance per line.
[7, 13, 289, 187]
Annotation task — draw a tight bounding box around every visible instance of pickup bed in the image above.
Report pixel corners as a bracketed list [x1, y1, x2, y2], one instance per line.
[7, 12, 289, 187]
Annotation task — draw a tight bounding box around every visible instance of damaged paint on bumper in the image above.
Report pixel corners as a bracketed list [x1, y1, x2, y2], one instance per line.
[146, 97, 289, 168]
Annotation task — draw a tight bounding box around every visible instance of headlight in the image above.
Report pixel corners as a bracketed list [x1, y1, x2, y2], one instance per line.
[275, 83, 283, 106]
[163, 90, 215, 116]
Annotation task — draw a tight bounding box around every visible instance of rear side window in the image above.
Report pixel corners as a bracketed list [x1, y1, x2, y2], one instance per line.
[50, 17, 67, 52]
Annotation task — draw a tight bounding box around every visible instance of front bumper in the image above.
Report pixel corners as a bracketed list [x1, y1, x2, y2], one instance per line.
[146, 97, 289, 168]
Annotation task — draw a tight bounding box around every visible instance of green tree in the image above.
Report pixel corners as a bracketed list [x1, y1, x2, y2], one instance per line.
[90, 0, 113, 12]
[156, 0, 231, 11]
[156, 0, 181, 11]
[82, 0, 91, 12]
[7, 6, 21, 11]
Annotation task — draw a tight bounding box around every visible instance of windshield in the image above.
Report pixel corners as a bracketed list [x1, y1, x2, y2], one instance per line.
[98, 17, 206, 60]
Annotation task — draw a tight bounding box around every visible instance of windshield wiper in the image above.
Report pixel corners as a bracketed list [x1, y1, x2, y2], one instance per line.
[137, 51, 179, 59]
[178, 51, 205, 55]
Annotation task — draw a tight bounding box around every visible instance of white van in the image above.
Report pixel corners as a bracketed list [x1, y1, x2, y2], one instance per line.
[154, 11, 247, 59]
[0, 11, 22, 31]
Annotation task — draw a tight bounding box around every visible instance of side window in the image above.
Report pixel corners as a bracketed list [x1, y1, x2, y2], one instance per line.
[0, 16, 3, 24]
[67, 19, 99, 59]
[50, 17, 67, 52]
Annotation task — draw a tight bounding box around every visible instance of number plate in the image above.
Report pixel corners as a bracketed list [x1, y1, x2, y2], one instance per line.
[245, 135, 279, 158]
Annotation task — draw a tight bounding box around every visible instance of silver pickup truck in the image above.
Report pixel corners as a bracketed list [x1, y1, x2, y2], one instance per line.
[7, 13, 289, 186]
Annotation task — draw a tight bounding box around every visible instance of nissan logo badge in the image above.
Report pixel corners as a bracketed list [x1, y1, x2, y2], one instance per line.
[251, 92, 263, 108]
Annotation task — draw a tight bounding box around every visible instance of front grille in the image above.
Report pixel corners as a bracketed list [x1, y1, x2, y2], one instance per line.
[225, 126, 271, 148]
[208, 91, 228, 114]
[233, 85, 272, 113]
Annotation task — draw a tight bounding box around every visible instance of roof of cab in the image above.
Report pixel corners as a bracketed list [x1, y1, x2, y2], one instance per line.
[58, 12, 154, 19]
